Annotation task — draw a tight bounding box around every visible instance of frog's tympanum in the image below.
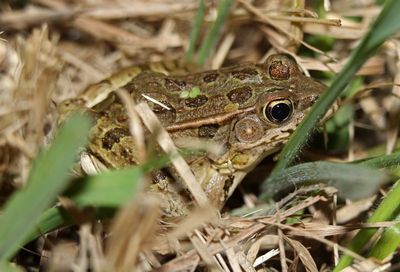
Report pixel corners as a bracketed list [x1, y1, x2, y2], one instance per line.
[59, 54, 326, 217]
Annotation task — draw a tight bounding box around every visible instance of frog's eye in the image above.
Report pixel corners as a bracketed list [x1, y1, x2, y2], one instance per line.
[264, 99, 293, 123]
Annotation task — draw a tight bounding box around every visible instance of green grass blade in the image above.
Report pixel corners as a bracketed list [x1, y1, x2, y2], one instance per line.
[367, 214, 400, 260]
[0, 262, 22, 272]
[22, 154, 172, 244]
[23, 169, 142, 244]
[23, 206, 71, 245]
[355, 152, 400, 169]
[266, 0, 400, 182]
[261, 161, 387, 200]
[0, 114, 90, 261]
[334, 180, 400, 271]
[21, 169, 142, 244]
[64, 168, 142, 207]
[186, 0, 206, 60]
[196, 0, 234, 65]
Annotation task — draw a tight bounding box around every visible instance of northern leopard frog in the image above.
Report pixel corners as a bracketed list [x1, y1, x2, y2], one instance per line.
[59, 54, 326, 217]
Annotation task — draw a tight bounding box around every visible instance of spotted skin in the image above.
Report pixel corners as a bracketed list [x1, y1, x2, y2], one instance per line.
[58, 54, 329, 216]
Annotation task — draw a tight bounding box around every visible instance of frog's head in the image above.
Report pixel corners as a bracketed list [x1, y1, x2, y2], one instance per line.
[210, 54, 327, 167]
[200, 54, 336, 207]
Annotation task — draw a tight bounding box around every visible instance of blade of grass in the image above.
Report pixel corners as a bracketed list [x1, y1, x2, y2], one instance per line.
[263, 0, 400, 196]
[196, 0, 234, 66]
[64, 168, 142, 207]
[0, 262, 22, 272]
[355, 152, 400, 169]
[334, 180, 400, 271]
[186, 0, 206, 61]
[367, 214, 400, 260]
[23, 167, 142, 245]
[24, 206, 72, 245]
[261, 161, 387, 200]
[0, 114, 90, 261]
[23, 154, 172, 244]
[24, 169, 142, 245]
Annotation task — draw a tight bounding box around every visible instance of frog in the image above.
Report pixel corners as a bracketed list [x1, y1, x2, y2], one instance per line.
[58, 54, 327, 217]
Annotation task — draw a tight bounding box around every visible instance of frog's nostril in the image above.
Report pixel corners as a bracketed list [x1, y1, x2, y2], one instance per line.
[309, 95, 319, 105]
[300, 94, 319, 109]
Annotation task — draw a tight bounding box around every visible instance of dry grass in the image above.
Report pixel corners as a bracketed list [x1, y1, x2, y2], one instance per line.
[0, 0, 398, 271]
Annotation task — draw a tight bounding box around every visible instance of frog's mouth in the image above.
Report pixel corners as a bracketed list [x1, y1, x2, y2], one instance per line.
[211, 143, 282, 174]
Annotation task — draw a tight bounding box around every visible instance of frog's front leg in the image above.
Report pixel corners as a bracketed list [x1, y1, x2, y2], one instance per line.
[185, 158, 234, 209]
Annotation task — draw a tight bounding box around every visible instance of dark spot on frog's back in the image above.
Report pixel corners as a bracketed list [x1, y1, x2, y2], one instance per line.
[164, 78, 186, 92]
[151, 100, 176, 123]
[227, 86, 252, 105]
[231, 68, 258, 80]
[198, 124, 219, 138]
[203, 73, 219, 83]
[184, 95, 208, 108]
[102, 127, 131, 150]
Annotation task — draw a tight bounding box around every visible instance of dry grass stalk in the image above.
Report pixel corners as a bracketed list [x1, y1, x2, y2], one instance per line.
[239, 0, 334, 58]
[1, 25, 62, 184]
[116, 89, 146, 163]
[152, 194, 334, 269]
[135, 102, 212, 208]
[105, 194, 161, 271]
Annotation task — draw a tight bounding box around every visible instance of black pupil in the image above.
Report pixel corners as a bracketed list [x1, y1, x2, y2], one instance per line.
[269, 102, 291, 122]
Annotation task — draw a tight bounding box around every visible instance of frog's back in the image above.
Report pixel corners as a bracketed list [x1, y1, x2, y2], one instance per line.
[124, 55, 323, 131]
[123, 63, 263, 125]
